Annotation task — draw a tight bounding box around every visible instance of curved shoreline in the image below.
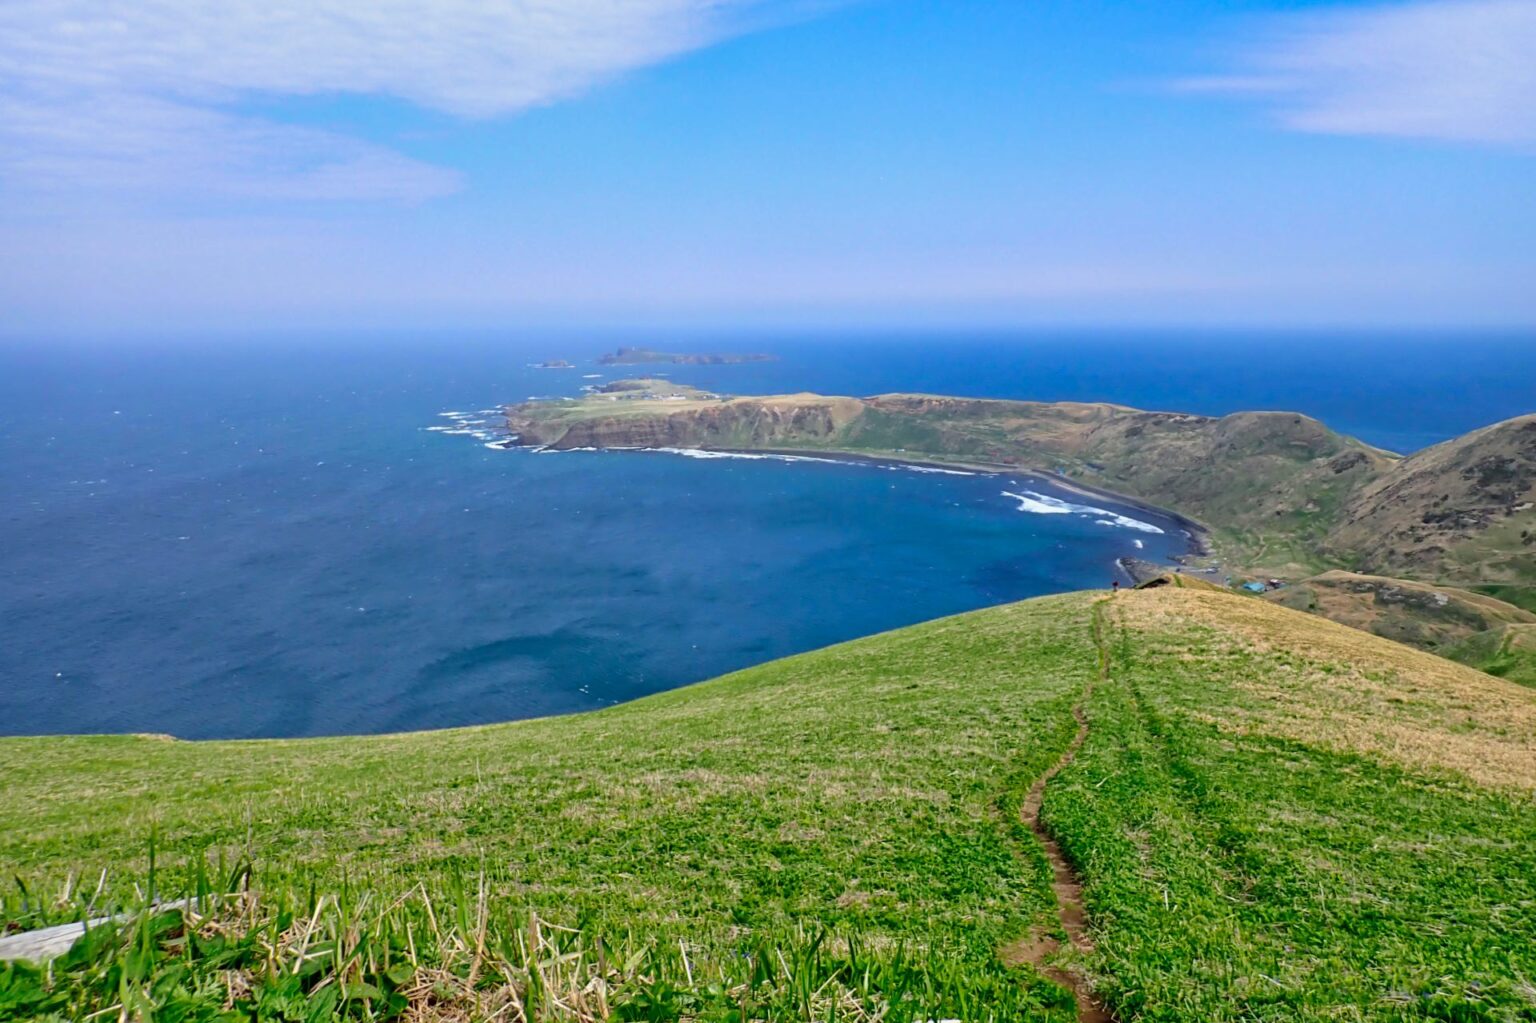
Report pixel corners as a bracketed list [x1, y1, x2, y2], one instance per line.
[641, 443, 1215, 559]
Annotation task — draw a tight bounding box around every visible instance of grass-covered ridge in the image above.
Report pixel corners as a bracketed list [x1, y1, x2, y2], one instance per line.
[5, 588, 1536, 1020]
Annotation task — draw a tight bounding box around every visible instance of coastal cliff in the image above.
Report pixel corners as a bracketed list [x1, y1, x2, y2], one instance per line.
[509, 393, 862, 450]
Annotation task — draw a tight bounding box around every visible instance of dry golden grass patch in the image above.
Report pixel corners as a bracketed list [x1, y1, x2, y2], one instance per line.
[1113, 587, 1536, 791]
[1306, 571, 1536, 622]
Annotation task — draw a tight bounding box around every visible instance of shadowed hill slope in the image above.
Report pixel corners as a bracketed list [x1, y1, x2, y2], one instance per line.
[4, 588, 1536, 1020]
[1444, 621, 1536, 687]
[1327, 413, 1536, 583]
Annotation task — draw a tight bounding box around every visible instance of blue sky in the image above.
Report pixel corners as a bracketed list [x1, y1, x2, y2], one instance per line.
[1, 0, 1533, 333]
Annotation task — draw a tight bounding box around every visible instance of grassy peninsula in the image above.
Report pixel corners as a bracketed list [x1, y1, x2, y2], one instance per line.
[504, 384, 1536, 578]
[505, 383, 1536, 665]
[6, 587, 1536, 1020]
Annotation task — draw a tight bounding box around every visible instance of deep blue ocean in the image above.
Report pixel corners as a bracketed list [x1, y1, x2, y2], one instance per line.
[3, 331, 1533, 739]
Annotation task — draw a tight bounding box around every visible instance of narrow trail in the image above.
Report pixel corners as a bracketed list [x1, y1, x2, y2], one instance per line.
[1005, 598, 1115, 1023]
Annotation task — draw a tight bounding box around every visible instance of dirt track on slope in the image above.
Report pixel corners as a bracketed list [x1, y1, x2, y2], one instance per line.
[1002, 599, 1114, 1023]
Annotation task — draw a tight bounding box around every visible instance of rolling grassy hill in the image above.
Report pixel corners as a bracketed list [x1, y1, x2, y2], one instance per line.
[1262, 570, 1536, 659]
[1327, 414, 1536, 584]
[5, 587, 1536, 1021]
[1445, 622, 1536, 688]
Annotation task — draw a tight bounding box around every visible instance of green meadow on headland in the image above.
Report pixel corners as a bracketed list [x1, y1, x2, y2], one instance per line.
[5, 587, 1536, 1021]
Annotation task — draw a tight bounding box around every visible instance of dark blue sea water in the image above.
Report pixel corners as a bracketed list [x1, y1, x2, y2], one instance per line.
[3, 331, 1533, 739]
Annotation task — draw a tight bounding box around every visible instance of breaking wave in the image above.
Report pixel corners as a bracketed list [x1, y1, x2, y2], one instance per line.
[650, 448, 979, 476]
[1001, 490, 1164, 534]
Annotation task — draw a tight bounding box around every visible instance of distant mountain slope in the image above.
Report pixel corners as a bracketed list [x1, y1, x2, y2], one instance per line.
[5, 587, 1536, 1020]
[1326, 413, 1536, 583]
[852, 399, 1397, 558]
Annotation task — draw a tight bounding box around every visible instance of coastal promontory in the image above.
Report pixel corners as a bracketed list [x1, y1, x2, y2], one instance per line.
[504, 382, 1536, 631]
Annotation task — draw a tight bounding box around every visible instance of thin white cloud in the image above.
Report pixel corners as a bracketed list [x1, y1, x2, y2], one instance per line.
[0, 92, 462, 202]
[0, 0, 787, 203]
[1176, 0, 1536, 146]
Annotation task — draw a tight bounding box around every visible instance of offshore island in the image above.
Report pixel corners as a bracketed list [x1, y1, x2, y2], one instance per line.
[597, 346, 779, 365]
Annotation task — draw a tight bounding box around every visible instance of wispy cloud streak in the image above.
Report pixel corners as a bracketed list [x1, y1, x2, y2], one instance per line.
[1175, 0, 1536, 147]
[0, 0, 787, 203]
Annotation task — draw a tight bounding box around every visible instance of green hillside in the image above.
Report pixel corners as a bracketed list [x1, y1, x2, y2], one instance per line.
[1445, 622, 1536, 687]
[5, 588, 1536, 1021]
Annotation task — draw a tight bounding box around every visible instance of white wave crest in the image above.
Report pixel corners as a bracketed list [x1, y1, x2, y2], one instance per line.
[1001, 490, 1164, 534]
[1000, 490, 1072, 514]
[902, 464, 977, 476]
[651, 448, 847, 466]
[652, 448, 980, 475]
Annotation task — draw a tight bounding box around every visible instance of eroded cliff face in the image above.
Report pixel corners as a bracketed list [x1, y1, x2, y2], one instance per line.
[505, 395, 865, 450]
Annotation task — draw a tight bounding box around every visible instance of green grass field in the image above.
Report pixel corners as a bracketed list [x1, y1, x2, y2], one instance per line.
[4, 589, 1535, 1021]
[1446, 623, 1536, 688]
[1474, 584, 1536, 615]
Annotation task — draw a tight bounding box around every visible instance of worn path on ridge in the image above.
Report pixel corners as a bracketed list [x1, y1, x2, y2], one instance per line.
[1005, 597, 1115, 1023]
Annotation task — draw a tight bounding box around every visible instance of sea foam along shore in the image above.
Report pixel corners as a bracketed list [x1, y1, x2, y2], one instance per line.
[1001, 489, 1166, 534]
[649, 447, 981, 476]
[431, 414, 1212, 556]
[692, 445, 1211, 553]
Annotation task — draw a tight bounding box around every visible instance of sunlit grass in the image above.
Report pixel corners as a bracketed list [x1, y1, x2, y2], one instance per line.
[6, 588, 1536, 1020]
